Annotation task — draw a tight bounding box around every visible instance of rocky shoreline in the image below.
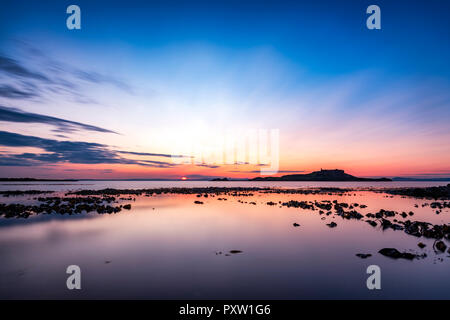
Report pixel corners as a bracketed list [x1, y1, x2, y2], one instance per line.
[381, 184, 450, 199]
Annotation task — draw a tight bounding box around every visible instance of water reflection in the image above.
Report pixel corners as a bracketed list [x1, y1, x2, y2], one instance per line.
[0, 188, 449, 299]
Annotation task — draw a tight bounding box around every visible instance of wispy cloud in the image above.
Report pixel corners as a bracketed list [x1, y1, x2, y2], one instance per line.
[0, 55, 49, 82]
[117, 150, 190, 159]
[0, 42, 133, 104]
[196, 163, 221, 169]
[0, 84, 38, 99]
[228, 170, 305, 173]
[0, 130, 178, 168]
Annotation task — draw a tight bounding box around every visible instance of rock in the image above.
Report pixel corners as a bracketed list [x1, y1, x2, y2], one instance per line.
[293, 223, 300, 227]
[326, 222, 337, 228]
[379, 248, 402, 259]
[194, 201, 204, 204]
[390, 223, 404, 231]
[378, 248, 417, 260]
[281, 200, 314, 209]
[417, 242, 426, 249]
[400, 252, 418, 260]
[381, 218, 392, 229]
[229, 250, 242, 254]
[356, 253, 372, 259]
[367, 220, 377, 227]
[376, 209, 397, 218]
[435, 241, 447, 252]
[123, 204, 131, 210]
[341, 210, 363, 220]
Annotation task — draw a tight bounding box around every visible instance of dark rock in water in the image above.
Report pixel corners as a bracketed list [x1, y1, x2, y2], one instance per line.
[281, 200, 314, 209]
[381, 218, 392, 229]
[403, 221, 428, 237]
[418, 242, 426, 249]
[383, 184, 450, 199]
[378, 248, 417, 260]
[123, 204, 131, 210]
[390, 223, 404, 231]
[435, 241, 447, 252]
[378, 209, 397, 217]
[356, 253, 372, 259]
[293, 223, 300, 227]
[326, 222, 337, 228]
[379, 248, 402, 259]
[229, 250, 242, 254]
[194, 201, 204, 204]
[340, 210, 363, 220]
[400, 252, 418, 260]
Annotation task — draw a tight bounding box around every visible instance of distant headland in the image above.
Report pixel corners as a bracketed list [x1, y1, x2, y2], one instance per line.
[250, 169, 392, 182]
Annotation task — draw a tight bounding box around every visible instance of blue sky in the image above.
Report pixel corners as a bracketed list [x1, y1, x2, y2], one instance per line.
[2, 0, 449, 77]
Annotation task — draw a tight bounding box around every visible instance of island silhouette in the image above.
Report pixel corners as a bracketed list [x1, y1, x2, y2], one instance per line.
[250, 169, 391, 181]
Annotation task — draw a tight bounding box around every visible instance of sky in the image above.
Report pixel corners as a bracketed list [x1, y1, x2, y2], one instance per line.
[0, 0, 449, 179]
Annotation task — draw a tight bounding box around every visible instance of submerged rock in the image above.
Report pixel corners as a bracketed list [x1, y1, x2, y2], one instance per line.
[356, 253, 372, 259]
[435, 241, 447, 252]
[390, 223, 404, 231]
[326, 222, 337, 228]
[366, 220, 377, 227]
[418, 242, 426, 249]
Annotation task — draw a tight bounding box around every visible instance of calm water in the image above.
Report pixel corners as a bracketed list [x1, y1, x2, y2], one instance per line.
[0, 181, 449, 299]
